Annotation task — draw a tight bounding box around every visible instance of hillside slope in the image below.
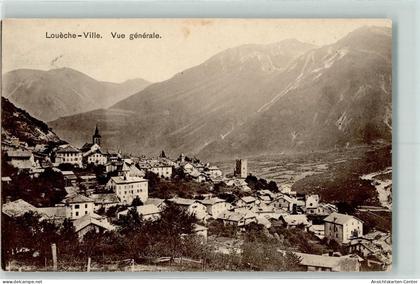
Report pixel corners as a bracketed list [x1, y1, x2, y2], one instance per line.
[2, 68, 150, 121]
[1, 97, 63, 146]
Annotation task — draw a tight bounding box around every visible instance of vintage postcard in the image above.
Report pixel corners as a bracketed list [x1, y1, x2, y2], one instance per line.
[1, 19, 392, 272]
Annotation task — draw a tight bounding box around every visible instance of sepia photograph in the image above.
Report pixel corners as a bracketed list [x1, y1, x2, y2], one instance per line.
[1, 19, 392, 272]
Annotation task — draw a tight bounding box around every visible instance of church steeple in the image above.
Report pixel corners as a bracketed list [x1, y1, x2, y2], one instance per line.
[92, 124, 101, 146]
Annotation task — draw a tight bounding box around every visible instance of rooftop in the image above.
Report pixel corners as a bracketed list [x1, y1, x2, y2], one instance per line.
[109, 176, 147, 184]
[145, 198, 166, 207]
[90, 193, 120, 204]
[281, 214, 309, 226]
[240, 196, 256, 203]
[324, 212, 362, 225]
[36, 206, 67, 219]
[200, 197, 226, 205]
[73, 213, 115, 233]
[169, 197, 197, 206]
[2, 199, 38, 218]
[292, 252, 361, 271]
[7, 150, 32, 158]
[137, 204, 161, 216]
[56, 145, 81, 153]
[119, 204, 161, 217]
[62, 194, 94, 204]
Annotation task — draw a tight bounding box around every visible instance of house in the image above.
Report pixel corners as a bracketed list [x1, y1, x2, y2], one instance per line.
[200, 197, 231, 218]
[273, 195, 297, 212]
[149, 164, 173, 179]
[236, 196, 258, 210]
[80, 175, 97, 184]
[308, 203, 338, 217]
[253, 204, 278, 219]
[90, 193, 120, 210]
[83, 149, 107, 166]
[305, 194, 320, 214]
[128, 164, 145, 178]
[54, 145, 82, 167]
[2, 199, 69, 223]
[193, 224, 208, 243]
[29, 167, 45, 178]
[36, 206, 69, 223]
[256, 215, 272, 228]
[280, 184, 297, 196]
[106, 150, 122, 162]
[257, 189, 277, 200]
[257, 195, 272, 205]
[324, 212, 363, 244]
[118, 204, 161, 221]
[278, 214, 310, 229]
[72, 213, 115, 240]
[2, 199, 39, 218]
[224, 178, 248, 187]
[6, 150, 36, 169]
[189, 169, 207, 182]
[194, 173, 207, 183]
[218, 211, 257, 227]
[182, 163, 195, 174]
[204, 166, 223, 179]
[168, 198, 208, 221]
[292, 251, 361, 272]
[193, 163, 205, 173]
[106, 163, 149, 205]
[59, 194, 95, 220]
[348, 231, 392, 270]
[307, 224, 325, 239]
[61, 171, 77, 186]
[145, 198, 166, 210]
[1, 176, 12, 184]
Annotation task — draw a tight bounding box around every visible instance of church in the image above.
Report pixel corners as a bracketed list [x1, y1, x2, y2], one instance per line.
[81, 125, 107, 166]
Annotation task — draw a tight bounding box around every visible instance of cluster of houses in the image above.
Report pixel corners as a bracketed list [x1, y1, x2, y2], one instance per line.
[1, 126, 392, 271]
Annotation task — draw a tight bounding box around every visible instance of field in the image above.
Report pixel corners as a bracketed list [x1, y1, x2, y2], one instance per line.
[215, 144, 392, 209]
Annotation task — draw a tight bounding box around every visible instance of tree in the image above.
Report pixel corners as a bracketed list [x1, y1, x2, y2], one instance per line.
[131, 196, 143, 207]
[267, 181, 279, 192]
[337, 202, 356, 215]
[2, 167, 66, 207]
[1, 211, 60, 267]
[58, 163, 75, 172]
[241, 242, 303, 271]
[116, 207, 144, 235]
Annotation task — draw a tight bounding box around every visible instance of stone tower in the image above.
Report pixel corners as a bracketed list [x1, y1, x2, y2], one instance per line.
[234, 159, 248, 178]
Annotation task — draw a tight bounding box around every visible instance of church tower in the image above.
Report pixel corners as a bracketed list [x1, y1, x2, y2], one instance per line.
[92, 124, 101, 146]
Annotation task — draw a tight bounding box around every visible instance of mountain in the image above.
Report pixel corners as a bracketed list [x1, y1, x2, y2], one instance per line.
[2, 67, 151, 121]
[49, 27, 391, 160]
[49, 39, 315, 154]
[199, 26, 392, 159]
[1, 97, 63, 146]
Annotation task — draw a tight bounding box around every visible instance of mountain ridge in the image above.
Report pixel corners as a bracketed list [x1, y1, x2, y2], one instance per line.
[2, 67, 151, 121]
[48, 26, 391, 160]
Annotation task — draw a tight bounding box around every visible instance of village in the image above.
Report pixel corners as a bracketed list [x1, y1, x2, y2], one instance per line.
[1, 125, 392, 272]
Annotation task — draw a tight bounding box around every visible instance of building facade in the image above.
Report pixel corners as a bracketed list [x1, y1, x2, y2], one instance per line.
[324, 212, 363, 244]
[54, 145, 83, 167]
[60, 194, 95, 220]
[149, 165, 173, 179]
[106, 164, 148, 205]
[6, 150, 36, 169]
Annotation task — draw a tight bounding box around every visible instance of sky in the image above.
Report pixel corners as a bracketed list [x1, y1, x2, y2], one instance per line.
[2, 19, 391, 83]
